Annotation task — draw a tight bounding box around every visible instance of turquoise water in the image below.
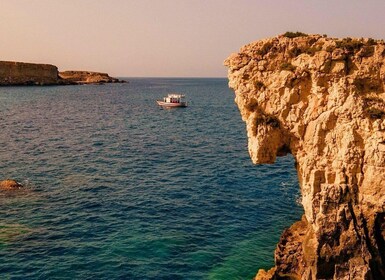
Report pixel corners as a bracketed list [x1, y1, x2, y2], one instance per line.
[0, 78, 302, 279]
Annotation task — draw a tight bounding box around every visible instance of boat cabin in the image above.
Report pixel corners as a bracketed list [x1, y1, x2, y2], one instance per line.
[163, 94, 185, 103]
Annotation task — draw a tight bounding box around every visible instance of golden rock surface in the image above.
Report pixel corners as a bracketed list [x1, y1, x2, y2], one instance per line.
[225, 34, 385, 279]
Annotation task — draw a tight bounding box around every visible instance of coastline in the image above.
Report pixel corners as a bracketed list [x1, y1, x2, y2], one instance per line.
[0, 60, 126, 86]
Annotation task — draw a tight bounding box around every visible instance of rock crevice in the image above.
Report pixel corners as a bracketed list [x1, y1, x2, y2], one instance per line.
[225, 34, 385, 279]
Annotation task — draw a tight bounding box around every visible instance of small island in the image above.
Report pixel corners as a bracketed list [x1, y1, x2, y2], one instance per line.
[0, 61, 126, 86]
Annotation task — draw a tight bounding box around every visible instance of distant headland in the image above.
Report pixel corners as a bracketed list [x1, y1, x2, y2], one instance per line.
[0, 61, 126, 86]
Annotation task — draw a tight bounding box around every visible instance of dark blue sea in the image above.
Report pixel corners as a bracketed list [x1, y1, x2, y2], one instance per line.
[0, 78, 302, 279]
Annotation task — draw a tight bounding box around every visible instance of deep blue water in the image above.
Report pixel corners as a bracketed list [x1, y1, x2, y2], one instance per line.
[0, 78, 302, 279]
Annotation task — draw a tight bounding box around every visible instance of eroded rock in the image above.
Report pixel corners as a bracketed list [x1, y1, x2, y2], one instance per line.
[0, 179, 23, 190]
[225, 34, 385, 279]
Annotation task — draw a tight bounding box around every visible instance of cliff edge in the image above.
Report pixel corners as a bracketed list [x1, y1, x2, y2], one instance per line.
[224, 33, 385, 279]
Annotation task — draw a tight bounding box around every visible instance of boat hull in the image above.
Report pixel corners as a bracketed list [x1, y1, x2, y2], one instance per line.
[156, 101, 187, 108]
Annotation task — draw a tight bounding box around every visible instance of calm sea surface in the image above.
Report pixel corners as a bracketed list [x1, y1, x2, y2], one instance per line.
[0, 78, 302, 279]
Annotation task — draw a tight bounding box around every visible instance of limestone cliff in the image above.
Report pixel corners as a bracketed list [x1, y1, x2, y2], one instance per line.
[0, 61, 60, 85]
[59, 71, 125, 84]
[224, 33, 385, 279]
[0, 61, 125, 86]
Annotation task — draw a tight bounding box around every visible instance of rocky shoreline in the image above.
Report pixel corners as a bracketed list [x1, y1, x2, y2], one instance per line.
[59, 70, 125, 85]
[0, 61, 126, 86]
[225, 33, 385, 279]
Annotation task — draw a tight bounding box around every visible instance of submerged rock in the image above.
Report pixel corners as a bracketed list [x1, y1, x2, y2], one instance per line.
[0, 179, 23, 190]
[225, 34, 385, 279]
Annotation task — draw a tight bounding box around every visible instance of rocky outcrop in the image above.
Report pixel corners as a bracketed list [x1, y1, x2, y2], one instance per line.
[59, 71, 125, 84]
[224, 33, 385, 279]
[0, 61, 125, 86]
[0, 61, 60, 85]
[0, 179, 23, 190]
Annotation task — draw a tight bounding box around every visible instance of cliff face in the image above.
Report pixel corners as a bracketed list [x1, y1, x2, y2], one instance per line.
[0, 61, 60, 85]
[0, 61, 125, 86]
[224, 34, 385, 279]
[59, 71, 125, 84]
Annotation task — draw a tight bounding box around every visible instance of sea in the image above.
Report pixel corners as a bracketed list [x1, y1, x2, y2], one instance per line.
[0, 78, 303, 280]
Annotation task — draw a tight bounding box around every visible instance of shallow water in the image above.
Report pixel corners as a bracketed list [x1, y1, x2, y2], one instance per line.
[0, 78, 302, 279]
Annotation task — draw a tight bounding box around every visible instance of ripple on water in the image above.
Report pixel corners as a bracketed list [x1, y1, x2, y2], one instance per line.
[0, 79, 302, 279]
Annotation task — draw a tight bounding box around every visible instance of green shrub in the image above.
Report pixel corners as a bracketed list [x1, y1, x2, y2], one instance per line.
[336, 38, 363, 53]
[283, 31, 308, 38]
[367, 38, 377, 46]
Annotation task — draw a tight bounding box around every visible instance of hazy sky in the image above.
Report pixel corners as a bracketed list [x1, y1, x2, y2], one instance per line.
[1, 0, 385, 77]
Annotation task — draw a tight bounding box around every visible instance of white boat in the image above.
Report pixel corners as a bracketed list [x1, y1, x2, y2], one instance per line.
[156, 93, 187, 108]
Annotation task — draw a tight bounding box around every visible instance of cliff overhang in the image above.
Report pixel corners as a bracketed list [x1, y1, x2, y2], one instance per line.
[225, 33, 385, 279]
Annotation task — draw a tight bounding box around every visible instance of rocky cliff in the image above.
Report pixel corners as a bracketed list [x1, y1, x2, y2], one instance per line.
[224, 33, 385, 279]
[59, 71, 125, 84]
[0, 61, 60, 85]
[0, 61, 125, 85]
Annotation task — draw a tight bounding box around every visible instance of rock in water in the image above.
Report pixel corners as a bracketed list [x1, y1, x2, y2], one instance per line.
[0, 179, 23, 190]
[225, 34, 385, 279]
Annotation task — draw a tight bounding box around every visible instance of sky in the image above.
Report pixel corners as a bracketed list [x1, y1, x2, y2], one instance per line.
[1, 0, 385, 77]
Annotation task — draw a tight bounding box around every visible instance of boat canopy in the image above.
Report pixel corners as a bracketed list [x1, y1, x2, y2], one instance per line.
[167, 93, 185, 98]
